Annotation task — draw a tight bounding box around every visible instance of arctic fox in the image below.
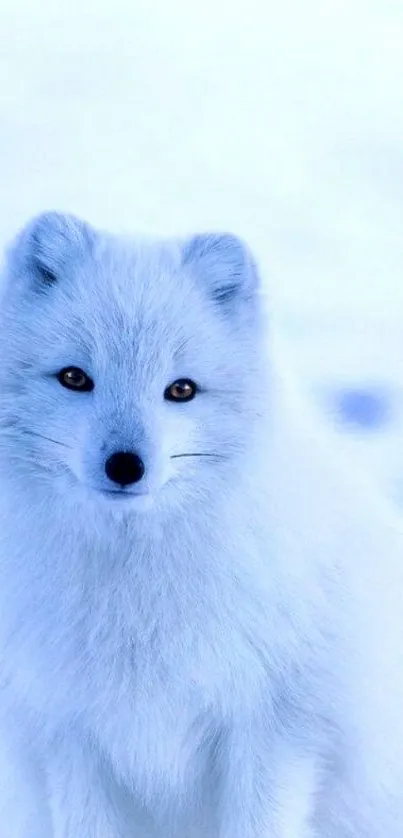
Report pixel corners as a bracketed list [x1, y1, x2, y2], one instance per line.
[0, 211, 402, 838]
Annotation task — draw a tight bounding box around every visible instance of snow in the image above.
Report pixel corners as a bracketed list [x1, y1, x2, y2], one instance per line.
[1, 0, 403, 496]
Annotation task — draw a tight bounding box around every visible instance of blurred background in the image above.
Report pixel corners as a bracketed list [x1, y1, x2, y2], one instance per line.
[1, 0, 403, 500]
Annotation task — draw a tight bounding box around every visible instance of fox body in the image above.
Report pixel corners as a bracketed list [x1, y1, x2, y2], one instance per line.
[0, 213, 402, 837]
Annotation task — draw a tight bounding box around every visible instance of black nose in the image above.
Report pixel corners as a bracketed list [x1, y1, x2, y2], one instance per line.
[105, 451, 145, 486]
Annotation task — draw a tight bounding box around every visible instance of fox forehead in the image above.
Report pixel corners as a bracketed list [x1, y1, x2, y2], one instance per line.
[1, 213, 263, 388]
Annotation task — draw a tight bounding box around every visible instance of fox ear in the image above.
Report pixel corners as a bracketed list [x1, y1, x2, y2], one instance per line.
[10, 211, 94, 288]
[182, 233, 260, 310]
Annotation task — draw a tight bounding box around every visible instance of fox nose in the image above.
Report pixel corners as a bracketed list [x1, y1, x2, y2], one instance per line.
[105, 451, 145, 486]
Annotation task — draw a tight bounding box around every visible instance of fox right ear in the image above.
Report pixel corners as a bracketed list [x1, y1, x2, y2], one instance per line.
[9, 211, 94, 288]
[182, 232, 260, 313]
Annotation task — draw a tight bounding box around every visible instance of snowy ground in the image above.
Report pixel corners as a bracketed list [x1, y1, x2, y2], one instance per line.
[1, 0, 403, 498]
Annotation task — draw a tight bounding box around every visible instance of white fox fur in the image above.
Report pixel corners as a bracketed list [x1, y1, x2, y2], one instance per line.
[0, 212, 402, 837]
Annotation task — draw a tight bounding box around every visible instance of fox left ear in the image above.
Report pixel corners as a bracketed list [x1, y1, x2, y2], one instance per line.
[182, 233, 260, 310]
[8, 211, 94, 290]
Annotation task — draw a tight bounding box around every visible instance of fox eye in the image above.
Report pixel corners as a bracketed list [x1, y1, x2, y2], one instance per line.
[164, 379, 197, 402]
[57, 367, 94, 392]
